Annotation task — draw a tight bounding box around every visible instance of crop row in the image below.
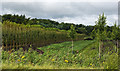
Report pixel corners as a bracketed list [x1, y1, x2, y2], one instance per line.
[2, 21, 86, 50]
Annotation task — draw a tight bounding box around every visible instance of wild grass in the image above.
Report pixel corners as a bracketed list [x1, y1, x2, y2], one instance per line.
[2, 40, 118, 69]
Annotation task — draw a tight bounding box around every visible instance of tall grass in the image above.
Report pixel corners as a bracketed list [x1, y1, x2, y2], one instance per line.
[2, 40, 118, 69]
[2, 21, 86, 50]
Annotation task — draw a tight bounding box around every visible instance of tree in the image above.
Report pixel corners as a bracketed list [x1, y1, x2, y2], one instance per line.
[95, 13, 107, 58]
[111, 22, 120, 52]
[68, 25, 76, 54]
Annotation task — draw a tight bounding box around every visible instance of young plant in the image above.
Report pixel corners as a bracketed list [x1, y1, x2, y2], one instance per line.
[111, 22, 120, 52]
[95, 13, 107, 58]
[68, 25, 76, 54]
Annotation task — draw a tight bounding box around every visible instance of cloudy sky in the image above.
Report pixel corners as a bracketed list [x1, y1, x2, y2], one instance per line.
[1, 0, 119, 26]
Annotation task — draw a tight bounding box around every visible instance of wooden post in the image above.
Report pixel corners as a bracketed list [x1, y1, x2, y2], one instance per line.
[6, 39, 7, 51]
[72, 40, 73, 54]
[10, 40, 11, 53]
[115, 40, 116, 52]
[99, 40, 101, 58]
[117, 39, 118, 53]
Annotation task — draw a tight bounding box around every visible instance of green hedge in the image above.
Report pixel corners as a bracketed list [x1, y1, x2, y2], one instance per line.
[2, 21, 86, 50]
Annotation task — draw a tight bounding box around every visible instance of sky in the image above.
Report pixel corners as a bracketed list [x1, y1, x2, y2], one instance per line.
[0, 0, 119, 26]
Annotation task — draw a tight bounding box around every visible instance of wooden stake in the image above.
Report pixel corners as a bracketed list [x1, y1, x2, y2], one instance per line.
[72, 40, 73, 54]
[99, 41, 101, 59]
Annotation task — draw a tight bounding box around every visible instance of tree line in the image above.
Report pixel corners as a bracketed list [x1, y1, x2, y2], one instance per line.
[1, 14, 119, 40]
[1, 14, 95, 35]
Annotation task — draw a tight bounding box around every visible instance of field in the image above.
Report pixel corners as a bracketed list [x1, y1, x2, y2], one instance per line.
[2, 40, 118, 69]
[1, 14, 119, 70]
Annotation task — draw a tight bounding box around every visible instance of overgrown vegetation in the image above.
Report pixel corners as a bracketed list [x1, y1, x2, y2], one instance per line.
[1, 13, 120, 69]
[0, 14, 100, 35]
[2, 40, 118, 69]
[2, 21, 85, 51]
[91, 13, 120, 58]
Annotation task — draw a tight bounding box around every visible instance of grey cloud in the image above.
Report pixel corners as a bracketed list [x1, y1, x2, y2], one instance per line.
[2, 2, 118, 25]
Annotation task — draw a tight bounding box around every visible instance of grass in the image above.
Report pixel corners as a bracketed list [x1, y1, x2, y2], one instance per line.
[2, 40, 118, 69]
[38, 40, 95, 53]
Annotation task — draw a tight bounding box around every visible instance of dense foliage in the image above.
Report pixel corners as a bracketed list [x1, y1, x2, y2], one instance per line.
[2, 40, 118, 69]
[1, 13, 119, 69]
[1, 13, 120, 51]
[91, 13, 120, 40]
[1, 14, 94, 35]
[2, 21, 86, 50]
